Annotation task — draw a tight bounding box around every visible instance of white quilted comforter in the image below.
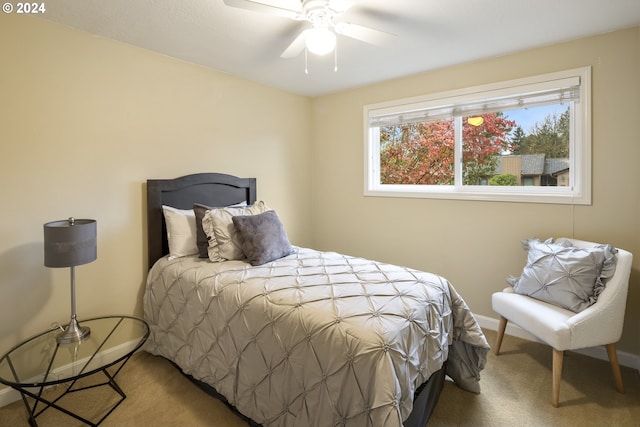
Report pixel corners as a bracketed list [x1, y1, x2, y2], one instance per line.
[143, 247, 489, 426]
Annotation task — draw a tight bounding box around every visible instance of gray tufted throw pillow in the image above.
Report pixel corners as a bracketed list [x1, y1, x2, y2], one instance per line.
[507, 238, 617, 313]
[232, 210, 295, 266]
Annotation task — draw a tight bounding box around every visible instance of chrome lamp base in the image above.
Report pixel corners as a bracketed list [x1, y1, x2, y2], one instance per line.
[56, 265, 91, 344]
[57, 316, 91, 344]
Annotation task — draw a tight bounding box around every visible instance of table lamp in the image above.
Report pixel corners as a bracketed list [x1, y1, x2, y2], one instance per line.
[44, 217, 97, 344]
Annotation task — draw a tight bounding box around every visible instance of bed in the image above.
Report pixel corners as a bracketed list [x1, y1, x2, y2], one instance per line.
[143, 172, 489, 426]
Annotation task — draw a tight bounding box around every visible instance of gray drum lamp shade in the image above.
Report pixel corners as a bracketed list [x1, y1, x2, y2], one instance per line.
[44, 218, 97, 267]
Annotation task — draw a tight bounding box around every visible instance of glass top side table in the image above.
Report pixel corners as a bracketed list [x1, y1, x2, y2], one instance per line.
[0, 315, 149, 426]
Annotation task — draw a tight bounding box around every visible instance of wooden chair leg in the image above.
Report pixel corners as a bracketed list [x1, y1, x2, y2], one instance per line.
[552, 349, 564, 408]
[494, 316, 508, 355]
[606, 343, 624, 394]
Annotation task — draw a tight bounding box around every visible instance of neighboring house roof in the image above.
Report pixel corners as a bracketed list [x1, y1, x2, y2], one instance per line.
[495, 154, 569, 176]
[544, 158, 570, 175]
[520, 154, 546, 175]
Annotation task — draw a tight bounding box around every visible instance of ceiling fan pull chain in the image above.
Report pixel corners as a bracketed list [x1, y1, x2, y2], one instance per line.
[305, 47, 309, 74]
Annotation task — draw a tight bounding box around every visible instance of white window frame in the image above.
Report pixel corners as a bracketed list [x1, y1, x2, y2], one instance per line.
[364, 67, 592, 205]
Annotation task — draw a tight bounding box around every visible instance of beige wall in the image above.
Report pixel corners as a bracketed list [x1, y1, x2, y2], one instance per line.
[0, 15, 312, 353]
[310, 27, 640, 356]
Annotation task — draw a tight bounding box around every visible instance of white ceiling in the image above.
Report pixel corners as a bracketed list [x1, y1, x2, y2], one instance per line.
[40, 0, 640, 97]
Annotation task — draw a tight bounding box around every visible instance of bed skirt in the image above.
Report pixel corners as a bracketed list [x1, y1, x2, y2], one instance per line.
[178, 360, 446, 427]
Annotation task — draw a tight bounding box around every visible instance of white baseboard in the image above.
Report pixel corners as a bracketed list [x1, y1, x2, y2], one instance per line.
[475, 314, 640, 373]
[0, 386, 21, 408]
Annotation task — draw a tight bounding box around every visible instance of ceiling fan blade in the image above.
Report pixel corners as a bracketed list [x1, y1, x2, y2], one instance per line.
[334, 22, 395, 46]
[280, 29, 310, 58]
[222, 0, 301, 19]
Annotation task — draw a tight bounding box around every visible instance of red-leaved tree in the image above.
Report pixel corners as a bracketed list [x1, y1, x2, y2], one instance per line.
[380, 113, 515, 185]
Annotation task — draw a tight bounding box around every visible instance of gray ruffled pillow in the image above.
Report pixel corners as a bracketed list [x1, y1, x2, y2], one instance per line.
[508, 238, 617, 313]
[193, 201, 247, 258]
[232, 210, 295, 266]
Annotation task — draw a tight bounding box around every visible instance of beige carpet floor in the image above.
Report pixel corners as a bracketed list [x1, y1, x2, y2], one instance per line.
[1, 329, 638, 426]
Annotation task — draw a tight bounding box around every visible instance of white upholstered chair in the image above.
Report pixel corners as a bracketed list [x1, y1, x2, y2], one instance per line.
[491, 238, 633, 407]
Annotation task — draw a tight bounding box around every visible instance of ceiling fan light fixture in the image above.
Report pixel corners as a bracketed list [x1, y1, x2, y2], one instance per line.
[305, 27, 336, 56]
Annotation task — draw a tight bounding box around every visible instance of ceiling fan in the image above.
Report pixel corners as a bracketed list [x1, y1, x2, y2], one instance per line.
[222, 0, 395, 58]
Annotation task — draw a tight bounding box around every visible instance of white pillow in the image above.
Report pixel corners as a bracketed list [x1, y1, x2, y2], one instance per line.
[202, 201, 269, 262]
[162, 205, 198, 260]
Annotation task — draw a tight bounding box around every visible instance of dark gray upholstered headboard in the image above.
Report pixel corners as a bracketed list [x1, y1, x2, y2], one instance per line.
[146, 173, 257, 268]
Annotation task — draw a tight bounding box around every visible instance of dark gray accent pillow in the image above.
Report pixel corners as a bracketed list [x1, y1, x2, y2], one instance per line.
[508, 238, 617, 313]
[232, 210, 295, 266]
[193, 202, 246, 258]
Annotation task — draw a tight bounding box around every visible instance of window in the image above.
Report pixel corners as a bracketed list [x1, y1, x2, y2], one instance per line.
[364, 67, 591, 204]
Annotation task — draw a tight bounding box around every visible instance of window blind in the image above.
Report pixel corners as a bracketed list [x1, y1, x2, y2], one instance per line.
[369, 76, 580, 128]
